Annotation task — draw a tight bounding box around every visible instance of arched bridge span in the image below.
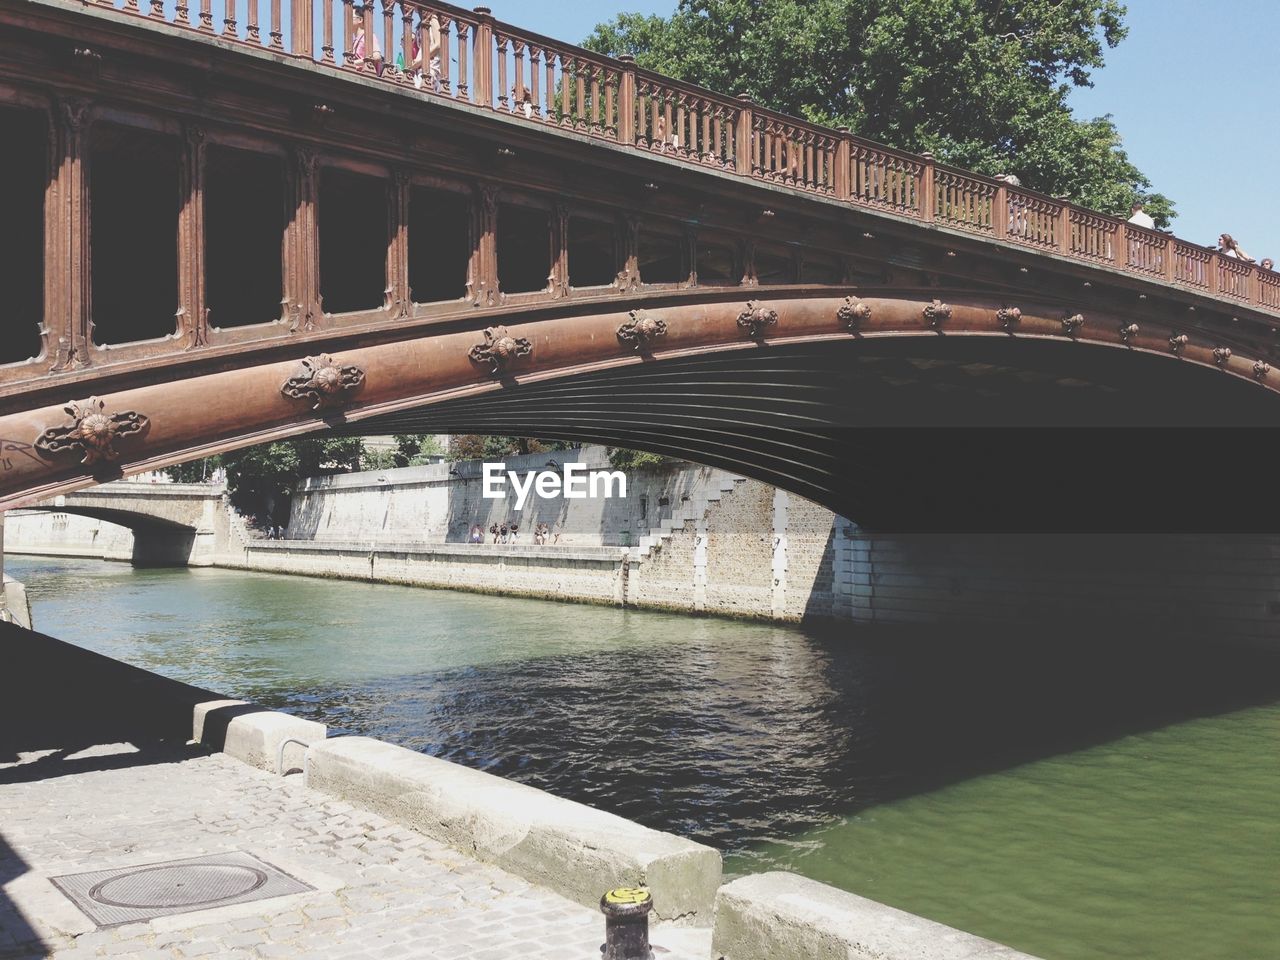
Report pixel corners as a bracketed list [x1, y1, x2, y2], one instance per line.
[20, 483, 228, 565]
[5, 290, 1280, 531]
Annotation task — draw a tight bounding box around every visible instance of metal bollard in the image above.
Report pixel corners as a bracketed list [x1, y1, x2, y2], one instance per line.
[600, 887, 654, 960]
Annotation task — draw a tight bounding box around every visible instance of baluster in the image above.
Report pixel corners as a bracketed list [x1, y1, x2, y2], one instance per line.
[455, 21, 469, 99]
[380, 0, 393, 76]
[496, 34, 509, 109]
[604, 70, 616, 135]
[544, 49, 556, 119]
[674, 95, 687, 154]
[712, 109, 723, 164]
[662, 95, 673, 149]
[401, 4, 414, 83]
[560, 55, 572, 125]
[437, 17, 452, 95]
[270, 0, 282, 49]
[321, 0, 335, 62]
[590, 65, 601, 133]
[246, 0, 260, 43]
[362, 2, 376, 70]
[648, 89, 659, 147]
[513, 41, 526, 114]
[529, 46, 542, 117]
[341, 0, 353, 64]
[150, 0, 163, 19]
[472, 9, 493, 106]
[575, 59, 586, 129]
[224, 0, 238, 37]
[174, 0, 190, 26]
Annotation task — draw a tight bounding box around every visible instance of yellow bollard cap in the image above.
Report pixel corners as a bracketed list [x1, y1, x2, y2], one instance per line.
[604, 887, 652, 906]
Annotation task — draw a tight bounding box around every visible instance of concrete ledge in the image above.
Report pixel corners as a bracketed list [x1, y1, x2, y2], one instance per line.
[194, 700, 326, 774]
[712, 872, 1042, 960]
[305, 736, 721, 922]
[1, 576, 31, 630]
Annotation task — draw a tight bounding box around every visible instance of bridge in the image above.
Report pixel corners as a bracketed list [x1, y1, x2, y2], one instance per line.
[14, 481, 231, 564]
[1, 0, 1278, 530]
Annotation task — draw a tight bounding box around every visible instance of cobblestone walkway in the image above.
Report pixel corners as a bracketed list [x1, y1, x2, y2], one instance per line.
[0, 743, 711, 960]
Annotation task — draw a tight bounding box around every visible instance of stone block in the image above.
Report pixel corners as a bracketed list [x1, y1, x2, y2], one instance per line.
[305, 736, 721, 923]
[711, 872, 1042, 960]
[193, 700, 326, 774]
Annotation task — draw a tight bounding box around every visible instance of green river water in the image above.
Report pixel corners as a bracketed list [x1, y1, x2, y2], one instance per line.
[8, 555, 1279, 959]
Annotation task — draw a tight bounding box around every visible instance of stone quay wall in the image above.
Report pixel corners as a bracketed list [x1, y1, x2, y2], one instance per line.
[6, 448, 1280, 644]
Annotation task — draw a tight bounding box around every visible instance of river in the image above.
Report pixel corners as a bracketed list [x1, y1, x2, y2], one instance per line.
[9, 554, 1279, 960]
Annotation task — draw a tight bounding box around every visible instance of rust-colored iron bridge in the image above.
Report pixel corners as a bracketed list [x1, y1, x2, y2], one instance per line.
[1, 0, 1277, 530]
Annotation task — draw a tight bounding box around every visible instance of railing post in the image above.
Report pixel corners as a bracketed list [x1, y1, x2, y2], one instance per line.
[921, 151, 936, 224]
[1163, 235, 1174, 281]
[617, 55, 636, 145]
[992, 183, 1007, 238]
[1209, 252, 1220, 295]
[834, 127, 851, 201]
[1055, 198, 1070, 254]
[734, 93, 752, 176]
[473, 7, 494, 107]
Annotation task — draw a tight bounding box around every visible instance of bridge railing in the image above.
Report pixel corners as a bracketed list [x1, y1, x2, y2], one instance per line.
[72, 0, 1280, 318]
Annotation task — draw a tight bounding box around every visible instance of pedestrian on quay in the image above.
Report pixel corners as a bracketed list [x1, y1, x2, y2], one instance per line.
[500, 521, 509, 543]
[510, 523, 520, 544]
[490, 522, 499, 544]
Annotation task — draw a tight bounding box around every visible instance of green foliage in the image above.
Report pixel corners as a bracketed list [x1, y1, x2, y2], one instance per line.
[222, 436, 364, 515]
[392, 434, 445, 466]
[607, 447, 673, 471]
[585, 0, 1174, 226]
[166, 457, 220, 483]
[446, 436, 575, 461]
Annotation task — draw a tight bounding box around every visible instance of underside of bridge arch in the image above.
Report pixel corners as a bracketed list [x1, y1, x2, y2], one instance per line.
[24, 507, 200, 567]
[340, 339, 1280, 533]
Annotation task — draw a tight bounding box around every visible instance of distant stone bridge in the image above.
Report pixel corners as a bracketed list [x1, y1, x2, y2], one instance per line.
[0, 0, 1278, 531]
[21, 482, 230, 566]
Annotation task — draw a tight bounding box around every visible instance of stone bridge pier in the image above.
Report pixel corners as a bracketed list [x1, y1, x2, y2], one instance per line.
[19, 482, 230, 568]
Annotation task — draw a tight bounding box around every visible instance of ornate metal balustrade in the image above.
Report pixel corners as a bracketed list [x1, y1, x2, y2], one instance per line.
[61, 0, 1275, 318]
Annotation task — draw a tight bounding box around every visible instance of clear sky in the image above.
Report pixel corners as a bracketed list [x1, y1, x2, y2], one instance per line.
[485, 0, 1280, 263]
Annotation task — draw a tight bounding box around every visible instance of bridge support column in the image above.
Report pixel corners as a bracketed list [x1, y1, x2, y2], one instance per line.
[48, 99, 92, 371]
[286, 147, 319, 329]
[178, 124, 208, 347]
[469, 183, 499, 306]
[388, 170, 410, 316]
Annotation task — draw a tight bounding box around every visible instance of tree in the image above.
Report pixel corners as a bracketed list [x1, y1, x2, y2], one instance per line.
[166, 457, 220, 483]
[446, 436, 575, 461]
[585, 0, 1174, 226]
[607, 447, 673, 471]
[222, 436, 364, 519]
[392, 434, 445, 466]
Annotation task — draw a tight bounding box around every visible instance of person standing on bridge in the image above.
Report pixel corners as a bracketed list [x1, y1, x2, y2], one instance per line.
[351, 7, 383, 76]
[1261, 258, 1274, 272]
[1218, 234, 1255, 263]
[1127, 201, 1155, 230]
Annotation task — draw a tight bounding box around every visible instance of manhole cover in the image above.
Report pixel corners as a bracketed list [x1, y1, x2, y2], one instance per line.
[51, 852, 313, 927]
